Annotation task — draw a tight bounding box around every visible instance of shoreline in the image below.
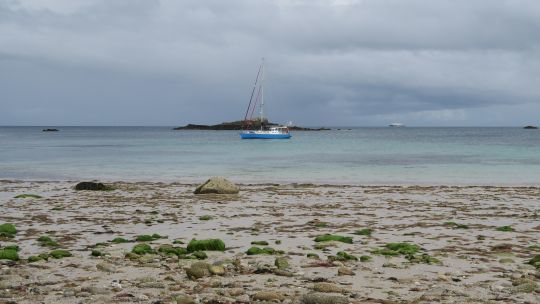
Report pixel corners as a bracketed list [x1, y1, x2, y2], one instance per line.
[2, 178, 540, 188]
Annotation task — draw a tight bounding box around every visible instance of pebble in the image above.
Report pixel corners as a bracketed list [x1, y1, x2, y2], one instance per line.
[236, 294, 250, 303]
[312, 283, 345, 293]
[96, 262, 117, 273]
[208, 265, 226, 276]
[337, 267, 354, 276]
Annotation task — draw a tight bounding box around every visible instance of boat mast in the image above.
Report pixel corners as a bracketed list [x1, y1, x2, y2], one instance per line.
[260, 58, 265, 130]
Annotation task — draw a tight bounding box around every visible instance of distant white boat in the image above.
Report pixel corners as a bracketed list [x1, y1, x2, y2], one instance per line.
[389, 123, 404, 127]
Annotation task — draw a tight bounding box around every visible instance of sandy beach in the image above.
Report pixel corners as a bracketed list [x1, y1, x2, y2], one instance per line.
[0, 180, 539, 303]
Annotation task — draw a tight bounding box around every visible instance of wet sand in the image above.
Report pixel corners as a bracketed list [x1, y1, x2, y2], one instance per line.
[0, 180, 539, 303]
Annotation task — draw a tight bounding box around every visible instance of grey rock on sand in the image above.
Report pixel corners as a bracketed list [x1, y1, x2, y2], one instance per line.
[252, 291, 286, 302]
[194, 177, 240, 194]
[301, 293, 348, 304]
[313, 283, 346, 293]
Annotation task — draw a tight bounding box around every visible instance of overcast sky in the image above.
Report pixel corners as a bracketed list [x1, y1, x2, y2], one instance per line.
[1, 0, 540, 126]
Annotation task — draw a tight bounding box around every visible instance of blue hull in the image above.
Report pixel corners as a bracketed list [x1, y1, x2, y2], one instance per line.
[240, 133, 291, 139]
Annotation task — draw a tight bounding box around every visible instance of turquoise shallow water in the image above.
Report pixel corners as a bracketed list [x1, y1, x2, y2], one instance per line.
[0, 126, 539, 184]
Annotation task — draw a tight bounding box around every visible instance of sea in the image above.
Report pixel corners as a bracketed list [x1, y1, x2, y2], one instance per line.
[1, 126, 539, 185]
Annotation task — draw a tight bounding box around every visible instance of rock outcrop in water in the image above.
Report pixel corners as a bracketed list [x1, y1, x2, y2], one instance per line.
[194, 177, 239, 194]
[173, 120, 329, 131]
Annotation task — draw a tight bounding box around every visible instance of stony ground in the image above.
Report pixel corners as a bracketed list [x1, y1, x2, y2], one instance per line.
[0, 180, 539, 304]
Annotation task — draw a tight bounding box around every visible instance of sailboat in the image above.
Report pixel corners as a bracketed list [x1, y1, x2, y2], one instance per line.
[240, 59, 291, 139]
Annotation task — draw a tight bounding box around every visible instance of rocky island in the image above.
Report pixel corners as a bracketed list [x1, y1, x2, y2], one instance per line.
[173, 120, 330, 131]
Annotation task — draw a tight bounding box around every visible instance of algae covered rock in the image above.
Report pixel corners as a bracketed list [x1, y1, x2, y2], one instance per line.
[275, 257, 289, 270]
[194, 177, 239, 194]
[75, 182, 111, 191]
[186, 262, 211, 279]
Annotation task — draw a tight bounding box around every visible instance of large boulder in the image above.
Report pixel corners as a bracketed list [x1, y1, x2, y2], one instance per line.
[75, 182, 110, 191]
[194, 177, 239, 194]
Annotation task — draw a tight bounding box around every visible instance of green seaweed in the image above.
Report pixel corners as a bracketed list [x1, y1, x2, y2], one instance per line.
[444, 222, 469, 229]
[307, 220, 329, 228]
[199, 215, 212, 221]
[528, 255, 540, 268]
[91, 250, 103, 257]
[132, 243, 153, 255]
[135, 233, 163, 242]
[406, 253, 441, 264]
[360, 255, 372, 262]
[14, 194, 42, 199]
[371, 248, 400, 256]
[3, 245, 19, 251]
[37, 236, 59, 247]
[28, 255, 43, 263]
[191, 251, 208, 260]
[186, 239, 226, 252]
[354, 228, 373, 236]
[0, 249, 19, 261]
[111, 237, 129, 244]
[529, 244, 540, 250]
[246, 246, 275, 255]
[251, 241, 269, 246]
[49, 250, 72, 259]
[313, 234, 353, 244]
[496, 226, 515, 232]
[385, 243, 420, 255]
[28, 253, 49, 262]
[157, 244, 187, 256]
[328, 251, 358, 261]
[0, 223, 17, 237]
[307, 253, 320, 259]
[372, 243, 421, 256]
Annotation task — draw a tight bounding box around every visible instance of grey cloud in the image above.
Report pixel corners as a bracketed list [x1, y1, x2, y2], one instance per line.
[1, 0, 540, 126]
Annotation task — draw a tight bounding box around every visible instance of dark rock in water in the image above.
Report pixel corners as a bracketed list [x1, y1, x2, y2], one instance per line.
[523, 125, 538, 129]
[194, 177, 239, 194]
[75, 182, 110, 191]
[173, 120, 329, 131]
[42, 128, 59, 132]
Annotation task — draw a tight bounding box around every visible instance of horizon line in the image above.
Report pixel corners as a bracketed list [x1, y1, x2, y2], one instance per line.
[0, 125, 535, 128]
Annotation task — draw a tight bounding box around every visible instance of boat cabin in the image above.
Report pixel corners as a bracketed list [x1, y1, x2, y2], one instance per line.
[268, 126, 290, 134]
